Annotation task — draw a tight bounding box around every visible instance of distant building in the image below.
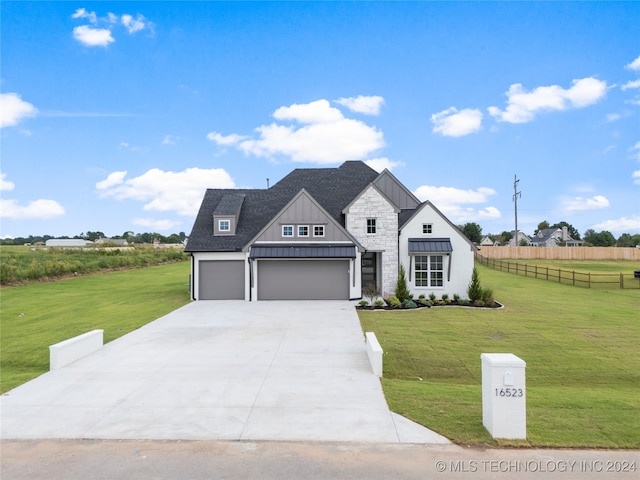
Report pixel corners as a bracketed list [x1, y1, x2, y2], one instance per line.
[530, 227, 583, 247]
[45, 239, 90, 247]
[509, 231, 531, 246]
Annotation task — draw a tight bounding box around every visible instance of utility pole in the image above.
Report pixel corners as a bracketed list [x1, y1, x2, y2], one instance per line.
[513, 175, 521, 246]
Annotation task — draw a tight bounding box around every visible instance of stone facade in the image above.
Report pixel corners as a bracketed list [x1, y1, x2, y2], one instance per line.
[345, 186, 398, 297]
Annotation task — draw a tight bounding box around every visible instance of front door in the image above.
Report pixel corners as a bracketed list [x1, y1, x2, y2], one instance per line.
[361, 252, 378, 293]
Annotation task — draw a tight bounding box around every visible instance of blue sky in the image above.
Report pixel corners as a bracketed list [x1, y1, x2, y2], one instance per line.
[1, 1, 639, 239]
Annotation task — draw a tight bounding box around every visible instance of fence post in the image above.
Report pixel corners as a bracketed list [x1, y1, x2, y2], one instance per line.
[573, 270, 575, 286]
[620, 273, 623, 289]
[588, 272, 591, 289]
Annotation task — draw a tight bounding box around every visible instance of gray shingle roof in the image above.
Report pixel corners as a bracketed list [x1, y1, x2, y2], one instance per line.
[408, 238, 453, 253]
[249, 244, 356, 258]
[185, 161, 380, 252]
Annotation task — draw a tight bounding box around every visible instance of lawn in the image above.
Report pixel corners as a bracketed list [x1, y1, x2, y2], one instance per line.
[358, 263, 640, 448]
[0, 262, 191, 393]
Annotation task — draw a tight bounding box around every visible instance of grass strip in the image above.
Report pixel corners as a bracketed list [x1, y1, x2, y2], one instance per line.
[1, 262, 191, 393]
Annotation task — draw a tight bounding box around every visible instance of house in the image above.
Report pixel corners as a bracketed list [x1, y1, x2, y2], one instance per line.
[508, 231, 531, 246]
[185, 161, 477, 301]
[530, 227, 582, 247]
[480, 236, 499, 247]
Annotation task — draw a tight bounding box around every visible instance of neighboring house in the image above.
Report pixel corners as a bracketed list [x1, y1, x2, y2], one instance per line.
[509, 231, 531, 246]
[45, 239, 90, 247]
[185, 161, 477, 301]
[480, 236, 499, 246]
[530, 227, 582, 247]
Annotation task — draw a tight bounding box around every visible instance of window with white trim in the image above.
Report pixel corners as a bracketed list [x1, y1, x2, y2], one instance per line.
[367, 218, 377, 234]
[298, 225, 309, 237]
[313, 225, 325, 237]
[282, 225, 293, 237]
[422, 223, 433, 235]
[415, 255, 444, 287]
[218, 219, 231, 232]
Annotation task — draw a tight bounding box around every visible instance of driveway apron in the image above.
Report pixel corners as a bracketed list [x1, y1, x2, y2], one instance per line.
[1, 301, 449, 444]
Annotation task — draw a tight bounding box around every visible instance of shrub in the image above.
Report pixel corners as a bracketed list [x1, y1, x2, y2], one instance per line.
[429, 293, 437, 302]
[467, 267, 482, 302]
[441, 293, 449, 302]
[481, 287, 493, 303]
[418, 294, 426, 301]
[402, 299, 417, 309]
[363, 283, 381, 304]
[453, 294, 461, 303]
[386, 296, 402, 308]
[395, 264, 411, 302]
[374, 299, 385, 308]
[358, 300, 369, 307]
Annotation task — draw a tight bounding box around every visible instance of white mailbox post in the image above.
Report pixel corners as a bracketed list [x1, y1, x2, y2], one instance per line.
[481, 353, 526, 439]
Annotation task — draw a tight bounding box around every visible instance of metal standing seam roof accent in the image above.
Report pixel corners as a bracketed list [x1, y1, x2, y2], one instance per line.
[408, 238, 453, 253]
[249, 244, 357, 259]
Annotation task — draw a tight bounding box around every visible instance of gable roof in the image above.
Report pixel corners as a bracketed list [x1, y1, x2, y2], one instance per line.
[399, 200, 478, 251]
[185, 161, 379, 252]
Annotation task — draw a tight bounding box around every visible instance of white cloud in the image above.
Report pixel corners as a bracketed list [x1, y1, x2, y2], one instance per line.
[621, 79, 640, 91]
[592, 215, 640, 233]
[96, 171, 127, 190]
[161, 135, 180, 146]
[0, 173, 15, 191]
[335, 95, 385, 115]
[73, 25, 114, 47]
[71, 9, 152, 47]
[413, 185, 500, 223]
[431, 107, 483, 137]
[273, 99, 344, 124]
[0, 93, 38, 128]
[0, 199, 65, 219]
[488, 77, 607, 123]
[561, 195, 610, 212]
[96, 167, 235, 216]
[605, 113, 621, 122]
[209, 99, 385, 164]
[71, 8, 97, 23]
[632, 170, 640, 185]
[626, 55, 640, 71]
[121, 14, 148, 34]
[365, 158, 404, 172]
[207, 132, 246, 146]
[132, 218, 181, 231]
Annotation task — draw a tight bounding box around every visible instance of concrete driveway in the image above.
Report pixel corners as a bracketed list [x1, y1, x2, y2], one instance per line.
[1, 301, 448, 444]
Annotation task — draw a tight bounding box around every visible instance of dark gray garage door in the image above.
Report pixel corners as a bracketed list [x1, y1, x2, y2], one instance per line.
[258, 260, 350, 300]
[199, 260, 245, 300]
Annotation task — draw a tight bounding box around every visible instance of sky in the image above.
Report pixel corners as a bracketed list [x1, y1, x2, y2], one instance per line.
[1, 1, 639, 240]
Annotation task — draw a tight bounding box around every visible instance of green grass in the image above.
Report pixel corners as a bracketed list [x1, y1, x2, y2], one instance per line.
[359, 263, 640, 448]
[0, 262, 191, 393]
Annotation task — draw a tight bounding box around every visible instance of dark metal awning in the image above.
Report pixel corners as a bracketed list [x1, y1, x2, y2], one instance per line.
[250, 244, 356, 259]
[408, 238, 453, 254]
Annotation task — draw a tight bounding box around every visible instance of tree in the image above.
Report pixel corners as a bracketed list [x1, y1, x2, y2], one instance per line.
[467, 266, 482, 302]
[583, 229, 616, 246]
[458, 222, 482, 244]
[551, 221, 580, 240]
[394, 264, 411, 302]
[535, 221, 550, 235]
[617, 233, 640, 247]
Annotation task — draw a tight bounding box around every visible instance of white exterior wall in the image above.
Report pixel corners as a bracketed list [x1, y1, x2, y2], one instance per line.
[399, 205, 475, 299]
[345, 187, 398, 297]
[191, 251, 250, 300]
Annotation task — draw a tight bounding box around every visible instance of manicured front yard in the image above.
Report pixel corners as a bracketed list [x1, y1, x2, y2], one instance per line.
[358, 263, 640, 448]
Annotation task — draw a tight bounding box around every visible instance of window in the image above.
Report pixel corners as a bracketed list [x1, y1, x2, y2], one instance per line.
[298, 225, 309, 237]
[282, 225, 293, 237]
[218, 219, 231, 232]
[415, 255, 444, 287]
[313, 225, 325, 237]
[422, 223, 433, 235]
[367, 218, 377, 234]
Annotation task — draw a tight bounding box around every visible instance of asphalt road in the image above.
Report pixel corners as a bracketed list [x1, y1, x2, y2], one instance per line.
[2, 440, 639, 480]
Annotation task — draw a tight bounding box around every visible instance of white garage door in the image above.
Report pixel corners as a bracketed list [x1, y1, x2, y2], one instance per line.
[258, 260, 350, 300]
